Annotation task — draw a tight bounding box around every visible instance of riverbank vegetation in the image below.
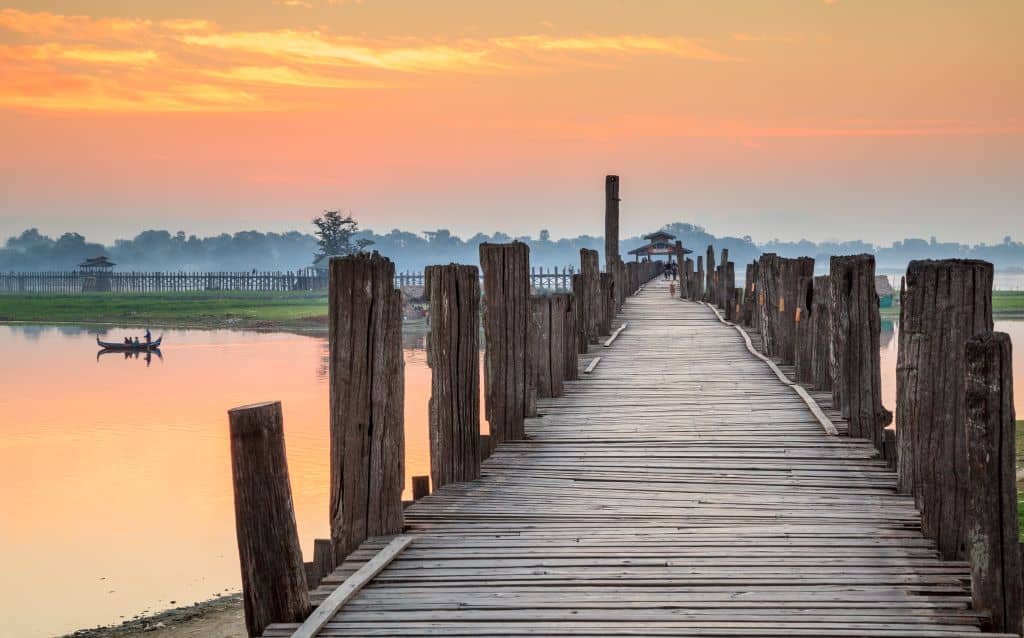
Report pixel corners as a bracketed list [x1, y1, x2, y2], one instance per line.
[2, 290, 1022, 329]
[879, 291, 1024, 318]
[0, 291, 330, 331]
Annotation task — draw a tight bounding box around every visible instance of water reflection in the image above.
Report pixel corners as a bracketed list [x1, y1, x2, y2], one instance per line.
[878, 319, 1024, 426]
[0, 323, 446, 638]
[96, 348, 163, 365]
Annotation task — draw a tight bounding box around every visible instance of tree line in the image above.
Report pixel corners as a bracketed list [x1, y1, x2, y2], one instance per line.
[2, 223, 1023, 274]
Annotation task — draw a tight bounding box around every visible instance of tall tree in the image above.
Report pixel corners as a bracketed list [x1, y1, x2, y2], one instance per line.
[313, 211, 374, 261]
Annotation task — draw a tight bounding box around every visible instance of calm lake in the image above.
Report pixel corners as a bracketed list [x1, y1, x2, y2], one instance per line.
[1, 319, 1021, 637]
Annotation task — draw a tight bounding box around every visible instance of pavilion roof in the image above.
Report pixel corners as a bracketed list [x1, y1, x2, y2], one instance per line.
[78, 256, 115, 268]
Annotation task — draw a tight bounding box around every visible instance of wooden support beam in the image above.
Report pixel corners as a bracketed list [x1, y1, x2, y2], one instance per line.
[228, 401, 310, 638]
[328, 253, 405, 566]
[290, 536, 413, 638]
[425, 264, 481, 490]
[965, 332, 1022, 635]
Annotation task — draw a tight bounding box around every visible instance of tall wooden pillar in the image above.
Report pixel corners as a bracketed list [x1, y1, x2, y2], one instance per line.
[229, 401, 310, 638]
[480, 242, 531, 444]
[580, 248, 601, 343]
[829, 254, 889, 448]
[897, 258, 993, 560]
[965, 332, 1022, 635]
[425, 264, 480, 490]
[328, 252, 405, 566]
[705, 246, 715, 303]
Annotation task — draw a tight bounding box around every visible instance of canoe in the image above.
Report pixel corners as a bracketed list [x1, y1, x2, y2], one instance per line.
[96, 336, 162, 350]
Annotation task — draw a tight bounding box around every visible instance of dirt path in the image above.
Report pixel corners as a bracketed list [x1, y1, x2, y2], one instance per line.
[63, 596, 244, 638]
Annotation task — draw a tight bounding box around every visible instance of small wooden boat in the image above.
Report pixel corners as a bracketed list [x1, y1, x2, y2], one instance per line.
[96, 336, 163, 350]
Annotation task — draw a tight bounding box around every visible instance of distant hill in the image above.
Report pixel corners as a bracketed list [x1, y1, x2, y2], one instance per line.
[2, 225, 1023, 274]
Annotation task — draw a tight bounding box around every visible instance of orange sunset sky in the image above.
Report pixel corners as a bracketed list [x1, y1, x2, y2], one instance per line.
[0, 1, 1020, 244]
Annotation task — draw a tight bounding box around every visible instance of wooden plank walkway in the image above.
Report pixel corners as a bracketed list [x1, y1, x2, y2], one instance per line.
[269, 277, 1011, 637]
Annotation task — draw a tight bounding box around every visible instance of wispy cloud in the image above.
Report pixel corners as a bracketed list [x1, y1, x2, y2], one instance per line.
[0, 9, 738, 112]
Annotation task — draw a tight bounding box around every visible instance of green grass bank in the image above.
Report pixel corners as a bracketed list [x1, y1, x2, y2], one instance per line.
[0, 291, 330, 331]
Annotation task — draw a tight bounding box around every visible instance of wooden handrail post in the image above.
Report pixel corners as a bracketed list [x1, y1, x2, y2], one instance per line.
[425, 264, 481, 490]
[897, 258, 993, 560]
[480, 242, 531, 443]
[604, 174, 620, 271]
[228, 401, 310, 638]
[965, 332, 1022, 634]
[328, 253, 405, 566]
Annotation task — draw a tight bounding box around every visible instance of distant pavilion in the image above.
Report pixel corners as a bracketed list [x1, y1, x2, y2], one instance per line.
[78, 256, 115, 292]
[627, 231, 692, 264]
[78, 256, 116, 273]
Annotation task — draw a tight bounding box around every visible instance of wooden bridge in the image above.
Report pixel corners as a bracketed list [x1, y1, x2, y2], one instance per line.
[255, 276, 1009, 638]
[229, 178, 1018, 638]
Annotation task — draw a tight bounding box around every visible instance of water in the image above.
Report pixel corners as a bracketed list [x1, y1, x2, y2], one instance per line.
[879, 320, 1024, 423]
[0, 324, 467, 638]
[0, 320, 1021, 637]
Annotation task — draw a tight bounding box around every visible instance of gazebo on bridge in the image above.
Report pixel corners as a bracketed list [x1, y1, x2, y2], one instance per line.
[627, 230, 692, 264]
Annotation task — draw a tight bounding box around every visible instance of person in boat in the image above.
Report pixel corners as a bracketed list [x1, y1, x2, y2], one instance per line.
[124, 337, 131, 345]
[145, 329, 152, 345]
[134, 337, 140, 346]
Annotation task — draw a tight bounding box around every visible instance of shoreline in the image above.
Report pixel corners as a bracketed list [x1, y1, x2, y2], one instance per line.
[61, 594, 244, 638]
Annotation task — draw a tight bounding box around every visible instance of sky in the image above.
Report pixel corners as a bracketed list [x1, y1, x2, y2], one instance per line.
[0, 1, 1021, 245]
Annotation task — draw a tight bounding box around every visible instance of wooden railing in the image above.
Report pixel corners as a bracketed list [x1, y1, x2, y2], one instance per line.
[0, 266, 578, 294]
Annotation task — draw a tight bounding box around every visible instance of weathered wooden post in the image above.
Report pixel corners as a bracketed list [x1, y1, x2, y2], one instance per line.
[425, 264, 480, 490]
[705, 246, 715, 303]
[605, 175, 625, 310]
[829, 254, 889, 448]
[579, 249, 602, 342]
[549, 293, 570, 394]
[794, 275, 815, 384]
[756, 254, 780, 357]
[571, 274, 588, 354]
[559, 292, 580, 381]
[740, 262, 756, 328]
[412, 475, 431, 500]
[480, 242, 531, 443]
[599, 273, 614, 335]
[965, 331, 1022, 635]
[530, 295, 553, 399]
[328, 253, 404, 566]
[717, 248, 729, 309]
[897, 259, 993, 560]
[810, 275, 833, 391]
[695, 256, 704, 301]
[228, 401, 310, 638]
[681, 258, 692, 299]
[723, 261, 736, 320]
